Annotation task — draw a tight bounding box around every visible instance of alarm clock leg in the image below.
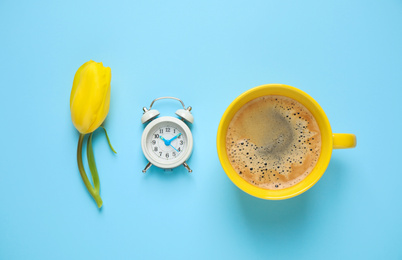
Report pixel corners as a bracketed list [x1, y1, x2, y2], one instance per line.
[183, 162, 192, 173]
[142, 162, 152, 173]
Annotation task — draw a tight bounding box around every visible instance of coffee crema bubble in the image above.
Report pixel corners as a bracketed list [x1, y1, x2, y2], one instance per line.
[226, 95, 321, 190]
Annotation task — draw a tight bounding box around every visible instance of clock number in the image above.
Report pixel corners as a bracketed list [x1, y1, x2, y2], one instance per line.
[151, 140, 156, 145]
[159, 129, 163, 134]
[154, 134, 159, 139]
[166, 127, 170, 132]
[165, 153, 169, 158]
[173, 129, 176, 133]
[172, 152, 176, 157]
[153, 147, 158, 152]
[159, 152, 162, 156]
[180, 140, 183, 145]
[178, 147, 181, 152]
[178, 135, 181, 139]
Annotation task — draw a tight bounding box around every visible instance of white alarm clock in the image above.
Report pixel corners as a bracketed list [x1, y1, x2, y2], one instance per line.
[141, 97, 194, 173]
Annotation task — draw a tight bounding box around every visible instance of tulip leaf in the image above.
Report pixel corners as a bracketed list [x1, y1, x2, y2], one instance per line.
[76, 127, 115, 209]
[77, 134, 103, 208]
[100, 126, 117, 154]
[87, 132, 101, 192]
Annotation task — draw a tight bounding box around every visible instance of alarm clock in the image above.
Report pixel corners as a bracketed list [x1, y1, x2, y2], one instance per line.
[141, 97, 194, 173]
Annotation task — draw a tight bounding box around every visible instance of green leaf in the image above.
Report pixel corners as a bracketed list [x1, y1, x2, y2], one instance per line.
[100, 126, 117, 154]
[87, 132, 101, 192]
[77, 134, 103, 208]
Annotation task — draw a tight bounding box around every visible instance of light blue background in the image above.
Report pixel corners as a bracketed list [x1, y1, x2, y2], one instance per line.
[0, 0, 401, 259]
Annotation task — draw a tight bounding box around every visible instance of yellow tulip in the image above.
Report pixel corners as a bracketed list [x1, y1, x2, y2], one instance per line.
[70, 60, 116, 209]
[70, 60, 111, 134]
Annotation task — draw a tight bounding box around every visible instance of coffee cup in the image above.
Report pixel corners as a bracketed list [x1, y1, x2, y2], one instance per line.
[217, 84, 356, 200]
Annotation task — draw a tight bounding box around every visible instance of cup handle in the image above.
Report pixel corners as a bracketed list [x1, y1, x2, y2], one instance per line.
[333, 133, 356, 149]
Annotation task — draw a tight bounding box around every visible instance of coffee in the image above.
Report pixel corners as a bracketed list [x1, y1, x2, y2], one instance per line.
[226, 95, 321, 190]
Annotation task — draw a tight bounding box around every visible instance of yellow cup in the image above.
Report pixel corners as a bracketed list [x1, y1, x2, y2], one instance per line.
[217, 84, 356, 200]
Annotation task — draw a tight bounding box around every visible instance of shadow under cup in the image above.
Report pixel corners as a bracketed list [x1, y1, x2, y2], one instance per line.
[217, 84, 339, 200]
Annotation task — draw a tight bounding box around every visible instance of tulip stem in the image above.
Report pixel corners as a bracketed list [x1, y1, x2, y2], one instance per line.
[77, 134, 103, 208]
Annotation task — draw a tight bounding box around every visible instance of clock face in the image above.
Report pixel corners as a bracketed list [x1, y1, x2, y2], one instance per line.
[149, 125, 185, 161]
[142, 116, 193, 169]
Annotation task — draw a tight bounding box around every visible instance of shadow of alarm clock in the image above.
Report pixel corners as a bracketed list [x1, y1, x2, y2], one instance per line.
[141, 97, 194, 173]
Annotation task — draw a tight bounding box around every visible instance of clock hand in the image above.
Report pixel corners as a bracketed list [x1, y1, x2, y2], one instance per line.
[170, 144, 179, 152]
[161, 135, 179, 151]
[159, 136, 170, 146]
[168, 133, 182, 142]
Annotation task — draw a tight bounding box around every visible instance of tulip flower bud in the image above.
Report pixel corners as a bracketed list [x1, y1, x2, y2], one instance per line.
[70, 60, 112, 134]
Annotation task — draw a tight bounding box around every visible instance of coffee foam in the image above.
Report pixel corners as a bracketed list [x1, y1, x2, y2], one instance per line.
[226, 95, 321, 190]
